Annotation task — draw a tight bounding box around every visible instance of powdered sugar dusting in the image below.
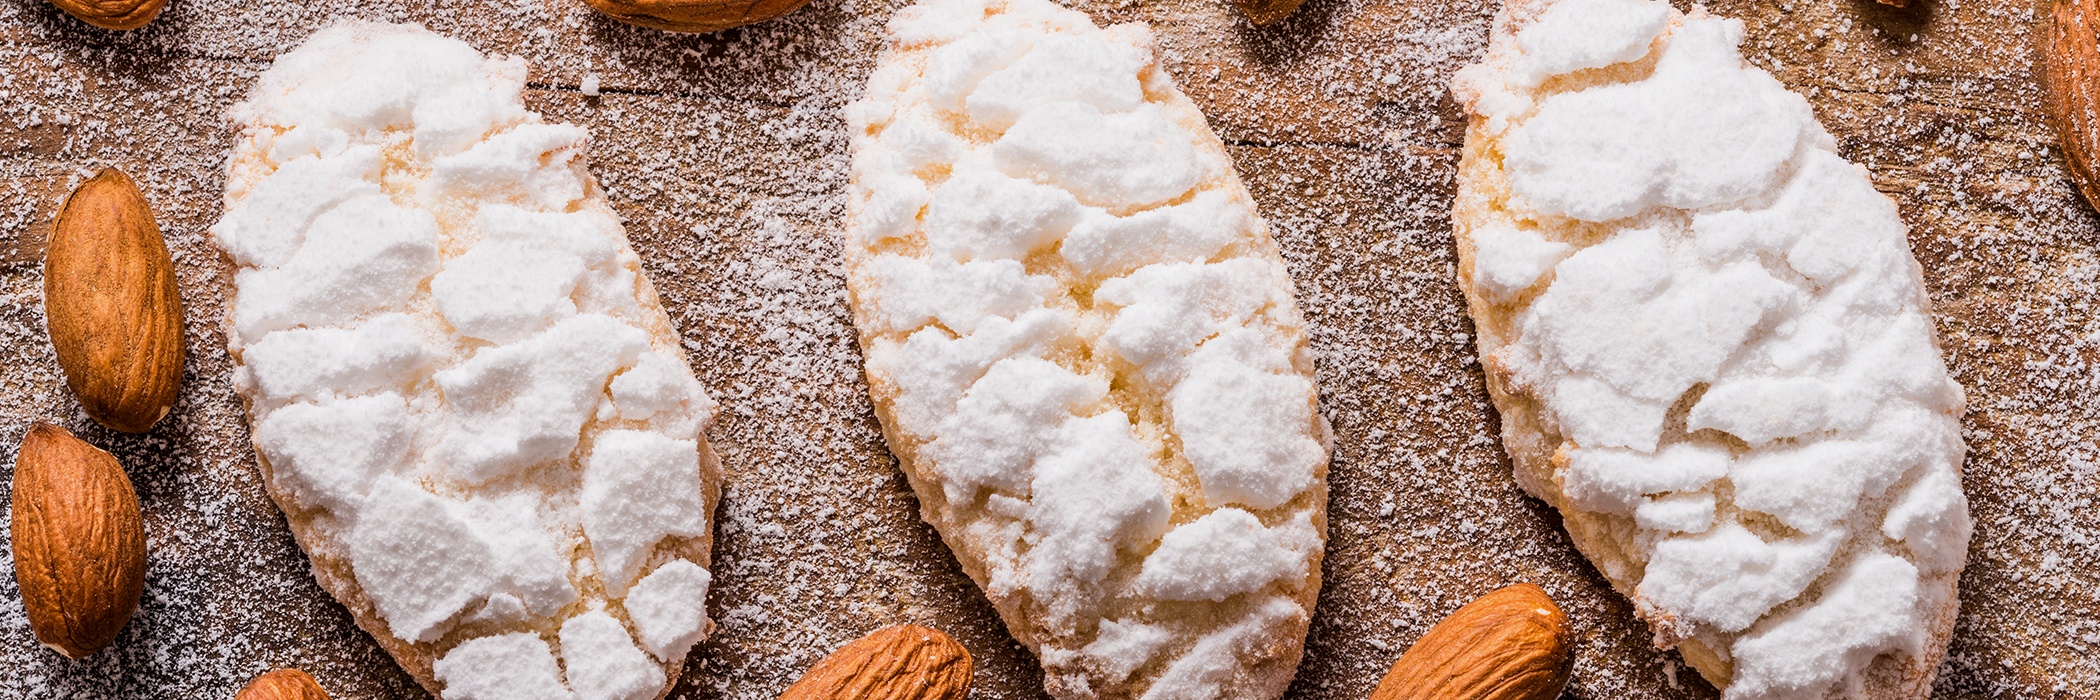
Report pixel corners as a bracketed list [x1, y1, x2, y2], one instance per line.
[845, 0, 1327, 694]
[1456, 3, 1970, 694]
[0, 0, 2092, 698]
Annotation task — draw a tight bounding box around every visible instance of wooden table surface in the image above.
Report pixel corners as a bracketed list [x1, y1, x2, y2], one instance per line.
[0, 0, 2093, 697]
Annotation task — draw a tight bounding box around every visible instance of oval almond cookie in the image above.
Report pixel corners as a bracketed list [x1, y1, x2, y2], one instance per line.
[1450, 1, 1971, 698]
[213, 22, 723, 700]
[842, 0, 1331, 698]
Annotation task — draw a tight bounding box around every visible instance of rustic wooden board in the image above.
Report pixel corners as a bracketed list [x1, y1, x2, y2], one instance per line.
[0, 0, 2092, 697]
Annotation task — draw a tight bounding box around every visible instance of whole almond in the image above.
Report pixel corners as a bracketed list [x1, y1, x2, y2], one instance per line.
[2047, 0, 2100, 211]
[779, 624, 972, 700]
[1235, 0, 1305, 26]
[581, 0, 811, 33]
[45, 168, 185, 434]
[235, 669, 332, 700]
[10, 423, 148, 659]
[47, 0, 164, 30]
[1368, 583, 1572, 700]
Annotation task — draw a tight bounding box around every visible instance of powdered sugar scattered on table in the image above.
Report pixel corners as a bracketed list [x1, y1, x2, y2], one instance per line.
[0, 0, 2092, 698]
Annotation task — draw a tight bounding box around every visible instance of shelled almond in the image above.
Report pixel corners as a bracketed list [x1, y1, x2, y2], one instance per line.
[2047, 0, 2100, 210]
[1236, 0, 1305, 26]
[47, 0, 164, 30]
[1368, 583, 1572, 700]
[10, 423, 148, 659]
[779, 624, 972, 700]
[44, 168, 185, 434]
[580, 0, 811, 33]
[235, 669, 332, 700]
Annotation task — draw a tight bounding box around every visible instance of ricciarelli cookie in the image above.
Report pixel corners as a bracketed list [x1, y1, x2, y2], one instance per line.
[213, 22, 722, 700]
[842, 0, 1332, 697]
[1450, 0, 1972, 697]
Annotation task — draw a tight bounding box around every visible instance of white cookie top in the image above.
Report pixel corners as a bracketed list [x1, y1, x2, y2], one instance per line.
[847, 0, 1328, 696]
[1455, 2, 1970, 697]
[217, 22, 718, 700]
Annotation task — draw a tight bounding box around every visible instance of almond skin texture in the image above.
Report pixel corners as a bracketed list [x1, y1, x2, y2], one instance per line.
[10, 423, 148, 659]
[47, 0, 164, 30]
[1236, 0, 1305, 26]
[1369, 583, 1572, 700]
[45, 168, 185, 434]
[2048, 0, 2100, 211]
[581, 0, 811, 33]
[779, 624, 972, 700]
[235, 669, 332, 700]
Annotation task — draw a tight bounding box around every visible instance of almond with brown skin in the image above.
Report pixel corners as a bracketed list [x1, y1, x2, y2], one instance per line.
[1236, 0, 1305, 26]
[45, 168, 185, 434]
[47, 0, 165, 30]
[10, 423, 148, 659]
[779, 624, 972, 700]
[1369, 583, 1572, 700]
[235, 669, 332, 700]
[581, 0, 811, 33]
[2048, 0, 2100, 211]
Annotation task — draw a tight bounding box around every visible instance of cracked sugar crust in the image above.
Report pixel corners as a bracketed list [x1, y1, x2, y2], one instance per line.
[1450, 1, 1971, 698]
[841, 0, 1331, 697]
[214, 22, 723, 700]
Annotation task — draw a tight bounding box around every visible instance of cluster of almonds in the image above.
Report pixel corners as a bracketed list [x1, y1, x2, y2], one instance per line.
[15, 169, 313, 697]
[15, 168, 335, 697]
[16, 169, 175, 665]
